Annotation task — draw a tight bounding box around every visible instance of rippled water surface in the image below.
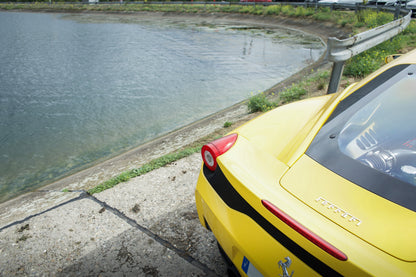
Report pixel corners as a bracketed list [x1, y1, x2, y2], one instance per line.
[0, 11, 324, 202]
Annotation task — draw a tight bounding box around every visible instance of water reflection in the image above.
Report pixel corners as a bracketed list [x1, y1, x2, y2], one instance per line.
[243, 38, 254, 56]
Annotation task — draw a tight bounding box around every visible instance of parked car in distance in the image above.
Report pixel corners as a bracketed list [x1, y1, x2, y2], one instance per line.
[240, 0, 272, 2]
[319, 0, 363, 4]
[406, 0, 416, 12]
[377, 0, 397, 5]
[195, 48, 416, 276]
[338, 0, 364, 3]
[318, 0, 338, 4]
[375, 0, 410, 5]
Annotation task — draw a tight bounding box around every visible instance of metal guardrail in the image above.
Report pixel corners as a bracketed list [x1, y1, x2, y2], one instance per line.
[326, 9, 412, 93]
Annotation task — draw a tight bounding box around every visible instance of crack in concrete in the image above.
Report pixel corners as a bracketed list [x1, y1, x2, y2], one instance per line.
[87, 193, 219, 277]
[0, 190, 219, 276]
[0, 192, 89, 232]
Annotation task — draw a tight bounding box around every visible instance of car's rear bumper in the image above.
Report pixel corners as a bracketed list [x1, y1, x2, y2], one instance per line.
[195, 165, 324, 277]
[195, 162, 416, 276]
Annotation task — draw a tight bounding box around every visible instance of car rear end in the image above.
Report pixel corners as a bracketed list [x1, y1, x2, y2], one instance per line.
[195, 135, 415, 276]
[195, 50, 416, 276]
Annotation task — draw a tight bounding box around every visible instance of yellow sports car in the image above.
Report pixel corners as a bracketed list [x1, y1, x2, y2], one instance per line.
[195, 49, 416, 277]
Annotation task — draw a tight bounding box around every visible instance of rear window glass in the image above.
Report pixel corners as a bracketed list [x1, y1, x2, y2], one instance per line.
[307, 64, 416, 212]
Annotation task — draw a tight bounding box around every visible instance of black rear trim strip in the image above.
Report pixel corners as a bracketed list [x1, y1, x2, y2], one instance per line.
[203, 165, 343, 277]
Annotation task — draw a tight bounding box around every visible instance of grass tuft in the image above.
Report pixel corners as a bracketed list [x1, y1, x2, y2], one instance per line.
[87, 146, 201, 195]
[247, 92, 277, 113]
[223, 121, 233, 128]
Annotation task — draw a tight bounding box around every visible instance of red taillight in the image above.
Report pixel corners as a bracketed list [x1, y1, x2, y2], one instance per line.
[262, 200, 347, 261]
[201, 133, 238, 171]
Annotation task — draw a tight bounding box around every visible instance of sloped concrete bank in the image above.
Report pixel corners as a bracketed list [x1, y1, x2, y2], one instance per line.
[0, 12, 348, 276]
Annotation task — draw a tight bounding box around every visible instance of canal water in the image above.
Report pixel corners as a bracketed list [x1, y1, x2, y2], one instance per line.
[0, 11, 324, 203]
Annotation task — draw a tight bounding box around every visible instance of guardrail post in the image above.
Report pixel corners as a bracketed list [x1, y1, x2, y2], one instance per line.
[355, 3, 360, 14]
[328, 62, 345, 94]
[394, 4, 400, 20]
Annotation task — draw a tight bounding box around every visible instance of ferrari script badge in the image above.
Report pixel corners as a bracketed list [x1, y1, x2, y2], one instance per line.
[278, 257, 294, 277]
[316, 196, 362, 226]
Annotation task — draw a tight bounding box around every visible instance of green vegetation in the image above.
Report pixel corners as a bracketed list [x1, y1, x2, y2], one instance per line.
[280, 83, 307, 103]
[247, 70, 331, 113]
[247, 92, 277, 113]
[223, 121, 233, 128]
[355, 8, 394, 28]
[85, 128, 229, 195]
[246, 9, 416, 110]
[87, 145, 201, 194]
[0, 2, 401, 31]
[344, 20, 416, 77]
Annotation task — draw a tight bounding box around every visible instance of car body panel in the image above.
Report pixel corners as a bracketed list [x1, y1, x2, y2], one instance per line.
[236, 94, 338, 166]
[281, 154, 416, 262]
[235, 80, 363, 168]
[196, 141, 415, 275]
[196, 49, 416, 276]
[195, 175, 322, 277]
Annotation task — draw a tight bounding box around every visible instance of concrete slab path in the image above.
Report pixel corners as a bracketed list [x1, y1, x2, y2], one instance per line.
[0, 154, 226, 276]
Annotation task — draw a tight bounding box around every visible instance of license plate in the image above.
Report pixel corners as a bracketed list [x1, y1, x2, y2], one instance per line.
[241, 256, 263, 277]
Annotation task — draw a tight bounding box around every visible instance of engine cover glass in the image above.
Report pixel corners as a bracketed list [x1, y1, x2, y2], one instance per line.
[307, 64, 416, 212]
[338, 76, 416, 185]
